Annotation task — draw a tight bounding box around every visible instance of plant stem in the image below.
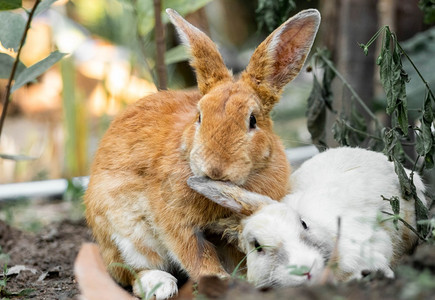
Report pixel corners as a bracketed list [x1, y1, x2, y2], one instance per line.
[131, 0, 158, 87]
[397, 43, 435, 103]
[342, 121, 383, 141]
[381, 210, 426, 240]
[0, 0, 42, 138]
[363, 26, 387, 49]
[316, 50, 381, 126]
[153, 0, 167, 90]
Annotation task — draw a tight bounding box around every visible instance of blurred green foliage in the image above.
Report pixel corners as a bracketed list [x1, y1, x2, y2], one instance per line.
[419, 0, 435, 24]
[256, 0, 296, 32]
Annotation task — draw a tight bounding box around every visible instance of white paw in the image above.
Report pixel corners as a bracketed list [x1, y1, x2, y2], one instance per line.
[381, 267, 395, 279]
[133, 270, 178, 300]
[349, 267, 395, 280]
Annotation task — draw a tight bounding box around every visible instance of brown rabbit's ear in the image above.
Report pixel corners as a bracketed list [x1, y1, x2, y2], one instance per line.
[242, 9, 320, 113]
[187, 176, 275, 216]
[166, 9, 232, 94]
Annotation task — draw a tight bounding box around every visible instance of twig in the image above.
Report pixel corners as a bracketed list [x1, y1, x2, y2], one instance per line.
[130, 0, 158, 87]
[341, 121, 383, 141]
[397, 43, 435, 103]
[316, 50, 382, 127]
[0, 0, 42, 138]
[381, 210, 426, 241]
[153, 0, 167, 90]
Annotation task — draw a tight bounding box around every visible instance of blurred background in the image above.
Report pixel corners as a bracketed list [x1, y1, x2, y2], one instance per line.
[0, 0, 434, 228]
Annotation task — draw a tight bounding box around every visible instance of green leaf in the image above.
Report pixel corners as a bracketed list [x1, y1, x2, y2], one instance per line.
[394, 100, 409, 135]
[410, 172, 430, 237]
[256, 0, 296, 32]
[393, 158, 412, 199]
[306, 75, 327, 150]
[332, 108, 368, 148]
[0, 11, 26, 51]
[416, 93, 434, 158]
[0, 53, 26, 79]
[422, 92, 434, 122]
[419, 121, 433, 154]
[288, 265, 310, 276]
[383, 128, 405, 162]
[164, 45, 189, 65]
[34, 0, 58, 16]
[419, 0, 435, 24]
[0, 0, 21, 10]
[383, 196, 400, 230]
[11, 51, 67, 92]
[390, 196, 400, 215]
[424, 143, 435, 169]
[378, 29, 409, 135]
[359, 43, 369, 56]
[306, 50, 336, 152]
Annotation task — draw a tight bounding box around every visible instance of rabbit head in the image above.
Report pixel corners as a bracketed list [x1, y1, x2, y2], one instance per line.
[167, 9, 320, 186]
[187, 176, 328, 288]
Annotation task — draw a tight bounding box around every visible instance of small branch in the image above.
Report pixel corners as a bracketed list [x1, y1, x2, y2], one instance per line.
[0, 0, 42, 138]
[130, 0, 158, 87]
[359, 25, 387, 52]
[341, 121, 383, 141]
[316, 50, 382, 127]
[153, 0, 167, 90]
[381, 210, 426, 241]
[397, 43, 435, 103]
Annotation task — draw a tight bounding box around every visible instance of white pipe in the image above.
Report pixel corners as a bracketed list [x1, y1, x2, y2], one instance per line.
[0, 176, 89, 201]
[0, 146, 318, 200]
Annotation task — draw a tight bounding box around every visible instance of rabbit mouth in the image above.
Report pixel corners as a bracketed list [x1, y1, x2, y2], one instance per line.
[190, 161, 249, 185]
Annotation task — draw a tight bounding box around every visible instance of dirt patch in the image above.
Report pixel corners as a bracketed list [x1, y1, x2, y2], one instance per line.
[0, 219, 92, 299]
[1, 218, 434, 300]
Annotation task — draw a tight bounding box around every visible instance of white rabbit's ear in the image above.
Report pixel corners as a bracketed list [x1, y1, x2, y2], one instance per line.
[166, 9, 233, 95]
[242, 9, 320, 113]
[187, 176, 275, 216]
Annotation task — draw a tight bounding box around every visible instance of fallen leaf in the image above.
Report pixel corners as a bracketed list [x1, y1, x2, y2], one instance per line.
[5, 265, 37, 276]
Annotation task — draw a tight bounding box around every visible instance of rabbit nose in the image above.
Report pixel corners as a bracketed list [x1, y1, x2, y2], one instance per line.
[207, 167, 223, 180]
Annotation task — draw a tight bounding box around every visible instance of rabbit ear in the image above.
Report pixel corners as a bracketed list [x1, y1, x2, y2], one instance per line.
[166, 9, 233, 94]
[187, 176, 275, 216]
[242, 9, 320, 113]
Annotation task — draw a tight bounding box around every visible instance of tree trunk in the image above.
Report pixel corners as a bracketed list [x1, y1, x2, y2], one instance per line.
[320, 0, 378, 146]
[337, 0, 378, 118]
[153, 0, 167, 90]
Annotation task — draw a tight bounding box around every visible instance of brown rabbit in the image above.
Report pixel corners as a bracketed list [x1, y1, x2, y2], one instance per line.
[84, 8, 320, 299]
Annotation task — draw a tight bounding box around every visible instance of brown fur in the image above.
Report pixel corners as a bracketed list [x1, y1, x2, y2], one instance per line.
[84, 9, 320, 289]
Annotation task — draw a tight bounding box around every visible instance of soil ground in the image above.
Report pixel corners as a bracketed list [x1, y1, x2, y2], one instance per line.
[0, 219, 91, 299]
[1, 217, 435, 300]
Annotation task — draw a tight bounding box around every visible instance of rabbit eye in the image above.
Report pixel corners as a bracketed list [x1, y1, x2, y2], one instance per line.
[301, 219, 308, 230]
[249, 114, 257, 129]
[254, 239, 263, 252]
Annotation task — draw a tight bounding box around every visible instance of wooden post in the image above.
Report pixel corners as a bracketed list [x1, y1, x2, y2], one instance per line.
[153, 0, 168, 90]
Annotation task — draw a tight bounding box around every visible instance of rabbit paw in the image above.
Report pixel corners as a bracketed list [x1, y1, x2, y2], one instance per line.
[133, 270, 178, 300]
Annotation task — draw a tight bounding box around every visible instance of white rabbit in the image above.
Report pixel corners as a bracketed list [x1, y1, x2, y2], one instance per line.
[188, 147, 429, 288]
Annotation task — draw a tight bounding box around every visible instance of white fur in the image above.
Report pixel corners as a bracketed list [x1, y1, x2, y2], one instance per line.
[133, 270, 178, 300]
[188, 147, 428, 287]
[111, 233, 151, 269]
[244, 148, 427, 286]
[166, 9, 201, 48]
